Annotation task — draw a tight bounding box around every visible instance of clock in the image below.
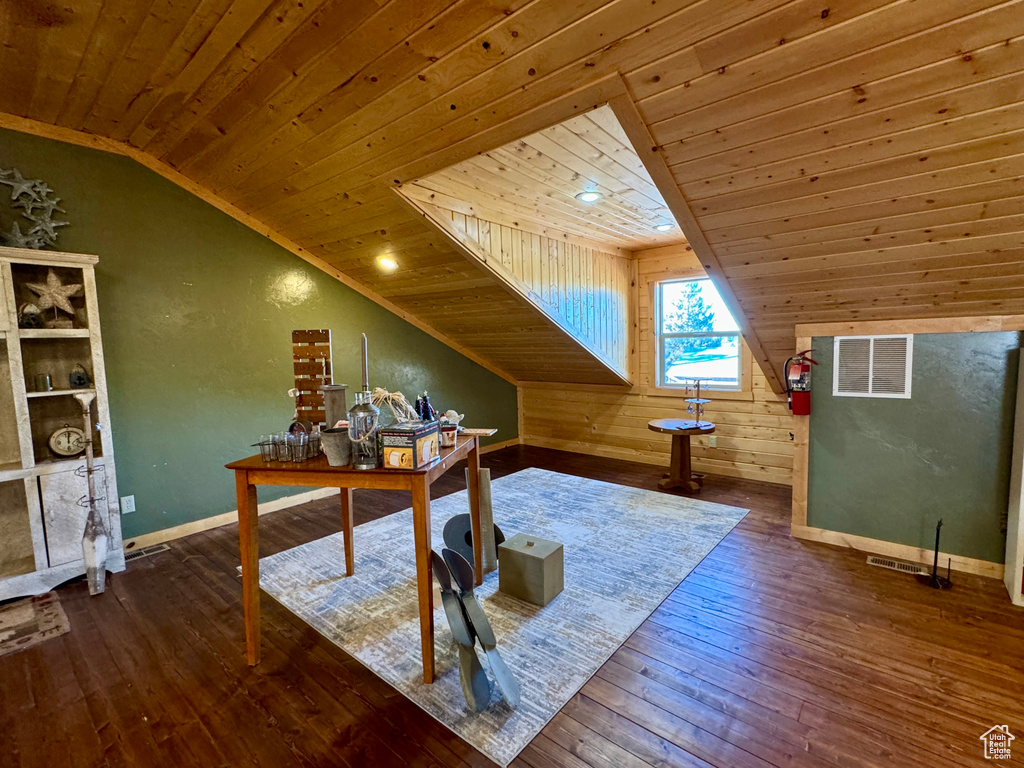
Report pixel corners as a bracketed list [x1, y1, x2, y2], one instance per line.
[49, 424, 87, 457]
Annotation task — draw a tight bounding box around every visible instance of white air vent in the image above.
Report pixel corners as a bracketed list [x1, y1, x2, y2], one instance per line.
[866, 555, 928, 576]
[833, 335, 912, 398]
[124, 543, 170, 562]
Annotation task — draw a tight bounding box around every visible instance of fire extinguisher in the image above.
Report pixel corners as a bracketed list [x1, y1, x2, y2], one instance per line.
[784, 350, 818, 416]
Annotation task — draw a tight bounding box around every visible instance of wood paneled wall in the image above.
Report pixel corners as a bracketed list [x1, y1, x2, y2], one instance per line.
[521, 244, 795, 485]
[426, 203, 632, 377]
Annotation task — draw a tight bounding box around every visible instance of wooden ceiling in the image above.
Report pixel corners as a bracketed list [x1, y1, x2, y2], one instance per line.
[1, 0, 1021, 389]
[409, 105, 681, 249]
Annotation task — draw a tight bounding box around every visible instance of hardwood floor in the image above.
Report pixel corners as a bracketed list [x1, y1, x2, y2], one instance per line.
[2, 446, 1022, 767]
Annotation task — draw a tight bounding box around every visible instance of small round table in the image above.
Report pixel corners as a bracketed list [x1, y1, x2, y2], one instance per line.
[648, 418, 716, 493]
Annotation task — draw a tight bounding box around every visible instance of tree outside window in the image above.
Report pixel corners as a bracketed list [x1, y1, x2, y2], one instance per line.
[657, 278, 741, 388]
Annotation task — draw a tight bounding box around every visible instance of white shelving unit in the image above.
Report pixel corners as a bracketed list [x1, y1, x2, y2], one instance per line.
[0, 246, 124, 600]
[1006, 353, 1024, 607]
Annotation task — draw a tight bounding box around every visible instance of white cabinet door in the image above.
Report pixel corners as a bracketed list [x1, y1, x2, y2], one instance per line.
[40, 465, 110, 567]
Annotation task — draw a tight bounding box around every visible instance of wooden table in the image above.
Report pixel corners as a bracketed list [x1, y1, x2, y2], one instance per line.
[226, 435, 483, 683]
[647, 419, 716, 493]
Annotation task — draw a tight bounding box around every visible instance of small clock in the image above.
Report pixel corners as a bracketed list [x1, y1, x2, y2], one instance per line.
[49, 424, 87, 457]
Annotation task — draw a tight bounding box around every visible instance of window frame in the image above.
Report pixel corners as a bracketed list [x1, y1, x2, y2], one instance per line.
[653, 276, 746, 393]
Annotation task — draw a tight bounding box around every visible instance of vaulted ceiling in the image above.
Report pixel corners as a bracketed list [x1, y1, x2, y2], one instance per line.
[1, 0, 1021, 390]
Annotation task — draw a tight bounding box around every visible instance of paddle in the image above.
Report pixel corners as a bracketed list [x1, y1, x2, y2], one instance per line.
[431, 551, 491, 712]
[442, 548, 521, 707]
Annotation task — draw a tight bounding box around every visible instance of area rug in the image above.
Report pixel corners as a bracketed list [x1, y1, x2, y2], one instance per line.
[0, 592, 70, 658]
[258, 467, 748, 766]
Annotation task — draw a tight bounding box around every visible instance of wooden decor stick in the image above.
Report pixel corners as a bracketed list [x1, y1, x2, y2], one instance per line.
[466, 468, 497, 573]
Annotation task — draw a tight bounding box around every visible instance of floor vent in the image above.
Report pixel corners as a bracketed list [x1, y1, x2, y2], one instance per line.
[866, 555, 928, 575]
[124, 543, 171, 562]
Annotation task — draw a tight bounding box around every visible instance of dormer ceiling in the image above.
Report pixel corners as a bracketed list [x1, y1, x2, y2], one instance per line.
[0, 0, 1020, 391]
[406, 105, 685, 250]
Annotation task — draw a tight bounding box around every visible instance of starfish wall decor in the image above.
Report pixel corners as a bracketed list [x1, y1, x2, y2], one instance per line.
[0, 167, 69, 249]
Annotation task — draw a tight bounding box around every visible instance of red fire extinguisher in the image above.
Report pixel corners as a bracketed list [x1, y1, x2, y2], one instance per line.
[785, 350, 818, 416]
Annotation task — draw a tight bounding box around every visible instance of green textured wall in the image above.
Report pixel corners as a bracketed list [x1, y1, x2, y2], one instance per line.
[0, 128, 518, 539]
[808, 332, 1020, 563]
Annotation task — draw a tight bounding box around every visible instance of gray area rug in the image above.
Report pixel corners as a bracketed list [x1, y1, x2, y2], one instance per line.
[258, 467, 748, 766]
[0, 592, 70, 658]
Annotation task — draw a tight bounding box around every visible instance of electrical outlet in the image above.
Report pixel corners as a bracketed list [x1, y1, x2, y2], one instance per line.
[120, 495, 136, 514]
[709, 435, 718, 448]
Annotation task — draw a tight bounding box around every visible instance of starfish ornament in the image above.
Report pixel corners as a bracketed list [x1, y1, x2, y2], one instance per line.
[0, 167, 69, 249]
[25, 212, 69, 240]
[25, 269, 82, 315]
[30, 180, 54, 198]
[0, 169, 39, 201]
[34, 196, 66, 217]
[1, 222, 37, 249]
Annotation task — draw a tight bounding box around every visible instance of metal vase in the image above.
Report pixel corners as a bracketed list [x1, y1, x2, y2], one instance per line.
[322, 384, 348, 429]
[321, 428, 352, 466]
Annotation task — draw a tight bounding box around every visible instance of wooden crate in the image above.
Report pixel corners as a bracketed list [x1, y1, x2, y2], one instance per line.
[291, 330, 332, 425]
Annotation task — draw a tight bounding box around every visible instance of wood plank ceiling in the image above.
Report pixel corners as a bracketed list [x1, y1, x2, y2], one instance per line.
[407, 105, 684, 250]
[0, 0, 1021, 386]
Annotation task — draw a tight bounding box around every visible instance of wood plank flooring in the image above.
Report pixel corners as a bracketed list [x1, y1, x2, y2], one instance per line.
[2, 446, 1022, 767]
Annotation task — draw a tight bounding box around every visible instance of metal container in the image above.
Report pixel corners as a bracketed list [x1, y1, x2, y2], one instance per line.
[322, 384, 348, 428]
[320, 428, 351, 466]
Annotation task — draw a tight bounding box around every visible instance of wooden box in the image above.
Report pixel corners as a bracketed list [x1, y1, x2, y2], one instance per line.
[380, 420, 439, 470]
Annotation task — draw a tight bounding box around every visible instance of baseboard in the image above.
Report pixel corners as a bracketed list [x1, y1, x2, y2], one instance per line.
[124, 487, 340, 551]
[791, 524, 1004, 580]
[124, 440, 520, 551]
[520, 435, 793, 486]
[480, 437, 521, 454]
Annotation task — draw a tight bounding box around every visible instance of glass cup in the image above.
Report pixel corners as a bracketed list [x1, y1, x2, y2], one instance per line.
[256, 436, 274, 462]
[289, 433, 310, 462]
[271, 433, 288, 461]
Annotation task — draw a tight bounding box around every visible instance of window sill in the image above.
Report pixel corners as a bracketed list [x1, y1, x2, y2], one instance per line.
[642, 385, 754, 402]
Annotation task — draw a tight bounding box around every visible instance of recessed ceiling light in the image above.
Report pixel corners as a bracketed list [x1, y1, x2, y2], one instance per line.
[575, 191, 603, 203]
[377, 256, 398, 271]
[655, 223, 674, 232]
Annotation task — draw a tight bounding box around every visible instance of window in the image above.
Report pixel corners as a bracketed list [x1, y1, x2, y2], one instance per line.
[655, 278, 741, 389]
[833, 335, 913, 398]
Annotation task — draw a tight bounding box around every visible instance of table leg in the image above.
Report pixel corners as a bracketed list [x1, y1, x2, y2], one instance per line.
[411, 477, 435, 683]
[467, 437, 483, 586]
[235, 470, 260, 666]
[658, 434, 702, 493]
[340, 488, 354, 577]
